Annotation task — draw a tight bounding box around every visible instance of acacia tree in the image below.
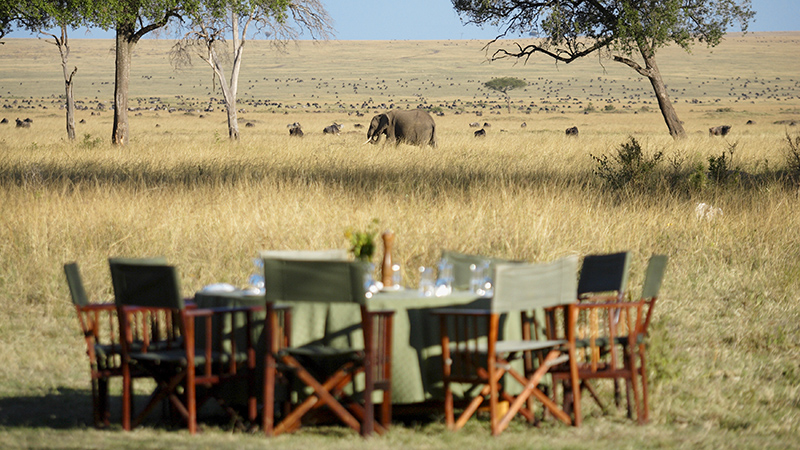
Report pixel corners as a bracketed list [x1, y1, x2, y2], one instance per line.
[0, 0, 17, 43]
[171, 0, 331, 140]
[89, 0, 199, 145]
[452, 0, 754, 139]
[484, 76, 526, 112]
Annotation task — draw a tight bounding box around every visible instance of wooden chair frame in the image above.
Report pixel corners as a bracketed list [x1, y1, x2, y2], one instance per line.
[260, 259, 394, 438]
[110, 261, 261, 434]
[433, 257, 580, 436]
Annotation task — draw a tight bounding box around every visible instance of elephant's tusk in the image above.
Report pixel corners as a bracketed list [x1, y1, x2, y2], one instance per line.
[363, 139, 372, 145]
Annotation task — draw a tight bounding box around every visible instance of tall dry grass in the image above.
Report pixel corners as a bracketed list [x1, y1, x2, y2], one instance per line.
[1, 112, 799, 447]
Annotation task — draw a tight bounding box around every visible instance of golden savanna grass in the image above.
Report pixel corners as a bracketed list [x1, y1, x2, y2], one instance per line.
[1, 33, 800, 448]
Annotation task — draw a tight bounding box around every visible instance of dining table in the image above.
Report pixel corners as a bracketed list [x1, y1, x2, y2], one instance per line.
[193, 287, 526, 406]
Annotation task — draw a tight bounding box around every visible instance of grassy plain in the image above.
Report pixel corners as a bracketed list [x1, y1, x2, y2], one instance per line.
[1, 33, 800, 449]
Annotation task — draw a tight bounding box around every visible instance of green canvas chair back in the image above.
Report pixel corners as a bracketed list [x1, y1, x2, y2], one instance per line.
[108, 256, 168, 266]
[441, 250, 514, 291]
[109, 261, 184, 309]
[263, 259, 369, 305]
[491, 255, 578, 313]
[64, 262, 90, 307]
[641, 254, 668, 300]
[577, 251, 631, 298]
[259, 249, 349, 261]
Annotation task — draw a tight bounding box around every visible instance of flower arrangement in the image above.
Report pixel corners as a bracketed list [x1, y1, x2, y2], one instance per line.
[345, 218, 379, 262]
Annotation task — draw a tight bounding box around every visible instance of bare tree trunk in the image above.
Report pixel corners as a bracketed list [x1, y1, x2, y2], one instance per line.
[52, 26, 77, 140]
[64, 64, 77, 140]
[226, 101, 239, 140]
[614, 44, 687, 139]
[112, 25, 135, 146]
[642, 52, 686, 139]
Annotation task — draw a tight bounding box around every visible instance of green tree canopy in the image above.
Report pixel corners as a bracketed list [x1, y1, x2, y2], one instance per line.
[452, 0, 755, 138]
[484, 77, 526, 112]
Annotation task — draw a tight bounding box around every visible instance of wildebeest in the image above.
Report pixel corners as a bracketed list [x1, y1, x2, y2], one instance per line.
[323, 123, 341, 135]
[287, 121, 301, 128]
[469, 122, 480, 127]
[15, 118, 30, 128]
[353, 123, 364, 129]
[289, 125, 304, 137]
[483, 122, 491, 127]
[520, 122, 527, 128]
[474, 129, 486, 137]
[746, 120, 755, 125]
[245, 122, 255, 128]
[709, 125, 731, 136]
[0, 118, 8, 124]
[79, 119, 86, 124]
[566, 126, 579, 136]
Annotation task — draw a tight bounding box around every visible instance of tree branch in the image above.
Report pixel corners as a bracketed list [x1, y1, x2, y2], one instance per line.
[132, 8, 181, 43]
[612, 55, 651, 77]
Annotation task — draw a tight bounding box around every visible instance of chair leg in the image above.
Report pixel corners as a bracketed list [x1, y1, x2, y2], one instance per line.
[263, 350, 276, 435]
[381, 389, 392, 429]
[98, 377, 110, 427]
[639, 345, 650, 423]
[121, 365, 132, 431]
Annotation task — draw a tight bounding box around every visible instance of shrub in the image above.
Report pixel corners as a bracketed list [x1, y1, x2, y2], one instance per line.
[591, 136, 663, 190]
[79, 133, 102, 149]
[707, 142, 739, 185]
[784, 132, 800, 184]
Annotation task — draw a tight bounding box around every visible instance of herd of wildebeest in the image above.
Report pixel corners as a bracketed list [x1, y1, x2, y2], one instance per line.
[5, 108, 798, 146]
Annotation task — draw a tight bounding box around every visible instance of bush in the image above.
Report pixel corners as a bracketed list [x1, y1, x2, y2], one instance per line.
[591, 136, 663, 190]
[784, 132, 800, 184]
[707, 142, 739, 185]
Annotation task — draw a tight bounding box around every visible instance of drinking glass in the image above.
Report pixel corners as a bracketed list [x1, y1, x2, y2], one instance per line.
[391, 264, 402, 289]
[418, 266, 435, 297]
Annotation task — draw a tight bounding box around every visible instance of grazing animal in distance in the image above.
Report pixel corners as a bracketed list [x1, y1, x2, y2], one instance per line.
[353, 123, 363, 129]
[474, 129, 486, 137]
[0, 118, 8, 124]
[483, 122, 491, 127]
[289, 125, 304, 137]
[746, 120, 755, 125]
[245, 122, 255, 128]
[565, 126, 579, 136]
[520, 122, 527, 128]
[709, 125, 731, 136]
[323, 123, 341, 135]
[469, 122, 480, 127]
[15, 118, 30, 128]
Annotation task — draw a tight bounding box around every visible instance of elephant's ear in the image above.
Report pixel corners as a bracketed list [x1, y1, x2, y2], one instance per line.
[378, 114, 390, 131]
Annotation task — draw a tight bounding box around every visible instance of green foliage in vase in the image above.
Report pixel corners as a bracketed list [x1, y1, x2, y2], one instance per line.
[345, 218, 379, 262]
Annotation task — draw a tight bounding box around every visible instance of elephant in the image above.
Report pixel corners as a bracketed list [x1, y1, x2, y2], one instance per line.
[365, 109, 436, 147]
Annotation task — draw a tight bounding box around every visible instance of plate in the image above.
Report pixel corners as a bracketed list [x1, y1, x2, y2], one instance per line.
[380, 285, 405, 292]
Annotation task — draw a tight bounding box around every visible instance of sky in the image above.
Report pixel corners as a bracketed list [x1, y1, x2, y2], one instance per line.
[5, 0, 798, 40]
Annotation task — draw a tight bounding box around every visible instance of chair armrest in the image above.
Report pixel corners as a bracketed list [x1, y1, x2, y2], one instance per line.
[79, 302, 116, 311]
[572, 300, 644, 310]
